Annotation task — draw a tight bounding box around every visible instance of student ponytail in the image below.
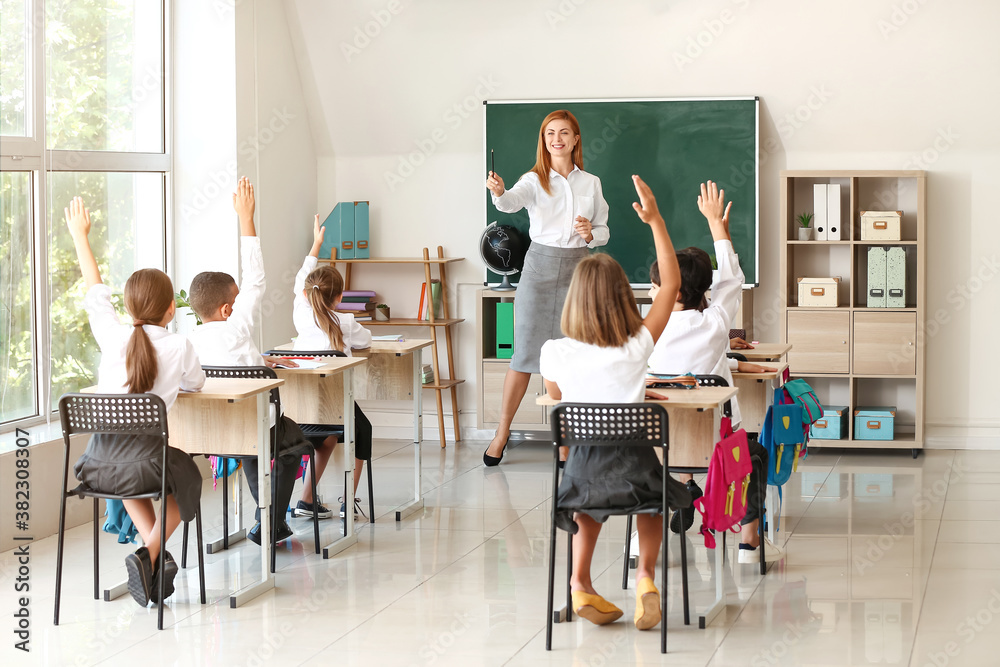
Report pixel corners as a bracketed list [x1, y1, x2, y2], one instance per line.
[304, 265, 346, 352]
[123, 269, 175, 394]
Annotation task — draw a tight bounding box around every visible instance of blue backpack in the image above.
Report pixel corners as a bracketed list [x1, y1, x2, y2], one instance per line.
[760, 386, 805, 487]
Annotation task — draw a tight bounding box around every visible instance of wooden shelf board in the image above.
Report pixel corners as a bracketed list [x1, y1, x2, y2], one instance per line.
[789, 373, 851, 378]
[787, 240, 852, 245]
[853, 374, 918, 379]
[362, 318, 464, 327]
[854, 240, 918, 245]
[423, 379, 465, 389]
[780, 169, 926, 179]
[320, 257, 463, 265]
[851, 307, 917, 312]
[808, 436, 918, 448]
[786, 306, 852, 311]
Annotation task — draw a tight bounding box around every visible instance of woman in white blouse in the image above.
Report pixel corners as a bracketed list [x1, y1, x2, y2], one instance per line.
[483, 110, 610, 466]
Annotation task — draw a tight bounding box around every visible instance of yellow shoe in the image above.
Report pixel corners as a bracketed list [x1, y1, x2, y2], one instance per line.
[634, 577, 661, 630]
[572, 591, 623, 626]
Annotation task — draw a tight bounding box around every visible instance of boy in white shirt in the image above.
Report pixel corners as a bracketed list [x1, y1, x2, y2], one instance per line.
[647, 181, 783, 564]
[187, 178, 317, 545]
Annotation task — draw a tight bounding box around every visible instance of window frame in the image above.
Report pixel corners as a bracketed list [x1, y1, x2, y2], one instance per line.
[0, 0, 171, 432]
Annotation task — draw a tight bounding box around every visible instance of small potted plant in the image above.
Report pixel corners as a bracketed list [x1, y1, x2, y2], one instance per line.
[375, 303, 390, 321]
[796, 213, 814, 241]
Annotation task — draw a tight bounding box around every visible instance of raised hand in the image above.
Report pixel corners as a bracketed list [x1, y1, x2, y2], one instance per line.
[631, 175, 663, 225]
[309, 214, 326, 258]
[64, 196, 91, 239]
[486, 171, 505, 197]
[233, 176, 255, 221]
[697, 180, 732, 240]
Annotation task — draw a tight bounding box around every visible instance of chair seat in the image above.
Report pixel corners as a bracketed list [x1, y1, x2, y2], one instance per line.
[70, 484, 161, 502]
[299, 423, 345, 438]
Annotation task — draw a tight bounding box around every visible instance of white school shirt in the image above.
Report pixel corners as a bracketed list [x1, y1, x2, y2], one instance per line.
[292, 255, 373, 354]
[647, 239, 744, 426]
[84, 283, 205, 411]
[492, 166, 610, 249]
[187, 237, 267, 368]
[539, 327, 654, 404]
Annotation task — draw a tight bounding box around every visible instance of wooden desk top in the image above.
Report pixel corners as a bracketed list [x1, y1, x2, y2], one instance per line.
[272, 357, 367, 376]
[732, 363, 788, 381]
[272, 339, 432, 355]
[176, 377, 284, 401]
[536, 386, 737, 411]
[736, 343, 791, 362]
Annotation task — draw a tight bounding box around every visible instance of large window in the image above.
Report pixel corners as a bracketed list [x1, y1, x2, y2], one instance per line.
[0, 0, 168, 429]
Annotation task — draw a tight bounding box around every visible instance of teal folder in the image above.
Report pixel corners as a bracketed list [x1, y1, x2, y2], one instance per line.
[496, 303, 514, 359]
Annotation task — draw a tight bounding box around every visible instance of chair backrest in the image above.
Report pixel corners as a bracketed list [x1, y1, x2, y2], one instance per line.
[726, 352, 748, 363]
[59, 393, 169, 440]
[202, 365, 280, 411]
[264, 349, 347, 358]
[550, 403, 668, 450]
[696, 374, 732, 418]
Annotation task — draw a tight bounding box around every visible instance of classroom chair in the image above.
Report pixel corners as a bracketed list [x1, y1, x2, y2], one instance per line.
[189, 366, 320, 574]
[54, 393, 207, 631]
[271, 349, 376, 526]
[546, 403, 673, 654]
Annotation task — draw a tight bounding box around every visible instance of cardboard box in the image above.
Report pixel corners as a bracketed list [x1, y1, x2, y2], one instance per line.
[798, 277, 840, 307]
[810, 405, 849, 440]
[886, 246, 906, 307]
[854, 406, 896, 441]
[867, 247, 887, 308]
[861, 211, 902, 241]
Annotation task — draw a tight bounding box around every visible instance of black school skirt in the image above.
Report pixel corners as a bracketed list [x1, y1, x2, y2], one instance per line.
[74, 433, 202, 522]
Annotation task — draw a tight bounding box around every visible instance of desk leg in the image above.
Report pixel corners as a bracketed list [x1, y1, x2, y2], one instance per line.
[230, 392, 275, 608]
[697, 404, 727, 629]
[395, 352, 424, 522]
[324, 368, 359, 558]
[206, 470, 247, 554]
[765, 377, 777, 545]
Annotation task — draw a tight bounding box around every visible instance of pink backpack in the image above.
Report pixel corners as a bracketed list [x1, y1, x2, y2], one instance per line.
[692, 417, 753, 548]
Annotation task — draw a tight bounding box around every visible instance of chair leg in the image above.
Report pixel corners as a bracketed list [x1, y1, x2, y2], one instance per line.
[680, 521, 690, 626]
[222, 458, 230, 551]
[196, 504, 207, 604]
[622, 514, 633, 590]
[759, 470, 767, 576]
[661, 509, 668, 654]
[157, 506, 167, 630]
[271, 457, 278, 575]
[181, 522, 189, 569]
[545, 513, 559, 650]
[565, 531, 573, 623]
[311, 455, 320, 554]
[367, 457, 375, 523]
[54, 492, 69, 625]
[93, 499, 100, 600]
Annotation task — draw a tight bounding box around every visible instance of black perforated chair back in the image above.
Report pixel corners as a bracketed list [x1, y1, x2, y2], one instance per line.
[264, 349, 347, 358]
[695, 374, 732, 418]
[550, 403, 668, 450]
[59, 393, 168, 440]
[202, 365, 280, 412]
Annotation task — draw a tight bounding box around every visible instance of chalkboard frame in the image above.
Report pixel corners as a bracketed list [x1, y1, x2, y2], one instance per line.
[482, 96, 759, 288]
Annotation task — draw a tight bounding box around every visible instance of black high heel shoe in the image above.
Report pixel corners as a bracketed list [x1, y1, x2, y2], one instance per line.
[483, 438, 509, 467]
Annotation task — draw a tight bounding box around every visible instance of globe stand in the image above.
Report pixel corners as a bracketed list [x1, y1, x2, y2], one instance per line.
[494, 273, 516, 291]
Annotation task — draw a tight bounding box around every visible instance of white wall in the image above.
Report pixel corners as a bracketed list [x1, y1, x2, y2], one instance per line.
[285, 0, 1000, 445]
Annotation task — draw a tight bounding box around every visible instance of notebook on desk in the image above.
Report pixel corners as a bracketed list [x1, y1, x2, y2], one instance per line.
[645, 373, 699, 389]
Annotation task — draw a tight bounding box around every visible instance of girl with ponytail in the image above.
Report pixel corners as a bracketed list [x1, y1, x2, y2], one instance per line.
[290, 214, 374, 521]
[66, 197, 205, 608]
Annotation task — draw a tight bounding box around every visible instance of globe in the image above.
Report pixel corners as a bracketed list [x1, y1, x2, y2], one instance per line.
[479, 222, 527, 291]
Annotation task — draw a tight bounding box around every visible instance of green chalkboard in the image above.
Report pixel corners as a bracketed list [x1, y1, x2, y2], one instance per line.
[485, 98, 758, 286]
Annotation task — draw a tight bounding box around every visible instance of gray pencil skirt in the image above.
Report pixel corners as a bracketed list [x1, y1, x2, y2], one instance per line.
[510, 244, 589, 374]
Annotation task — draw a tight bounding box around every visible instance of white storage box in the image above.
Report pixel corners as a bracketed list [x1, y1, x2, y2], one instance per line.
[860, 210, 902, 241]
[798, 277, 840, 307]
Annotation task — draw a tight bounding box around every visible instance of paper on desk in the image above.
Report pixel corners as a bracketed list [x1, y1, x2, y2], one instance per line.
[372, 334, 405, 342]
[273, 358, 325, 369]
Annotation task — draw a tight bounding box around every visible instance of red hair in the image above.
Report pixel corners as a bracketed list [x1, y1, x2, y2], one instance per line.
[529, 110, 584, 196]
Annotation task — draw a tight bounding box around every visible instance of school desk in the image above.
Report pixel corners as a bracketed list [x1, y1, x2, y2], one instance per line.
[90, 378, 283, 608]
[272, 356, 366, 558]
[537, 385, 739, 629]
[737, 343, 792, 363]
[273, 339, 433, 522]
[732, 363, 788, 434]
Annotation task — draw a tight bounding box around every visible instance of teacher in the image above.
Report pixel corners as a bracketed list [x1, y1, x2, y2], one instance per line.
[483, 109, 610, 466]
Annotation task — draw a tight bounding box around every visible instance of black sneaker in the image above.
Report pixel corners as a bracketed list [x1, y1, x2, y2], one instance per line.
[291, 500, 333, 520]
[338, 497, 367, 521]
[149, 551, 178, 604]
[670, 480, 704, 534]
[124, 547, 153, 607]
[247, 520, 294, 545]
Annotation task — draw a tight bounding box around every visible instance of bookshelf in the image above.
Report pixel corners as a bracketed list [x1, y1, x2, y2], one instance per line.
[322, 246, 464, 448]
[779, 170, 926, 456]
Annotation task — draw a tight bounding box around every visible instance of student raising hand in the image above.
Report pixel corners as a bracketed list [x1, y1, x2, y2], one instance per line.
[697, 180, 732, 241]
[65, 196, 102, 289]
[232, 177, 256, 236]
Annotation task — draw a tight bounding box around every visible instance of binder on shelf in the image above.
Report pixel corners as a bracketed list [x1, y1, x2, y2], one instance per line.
[496, 302, 514, 359]
[321, 201, 370, 260]
[867, 247, 887, 308]
[417, 280, 443, 320]
[826, 183, 842, 240]
[886, 246, 907, 307]
[355, 202, 370, 259]
[813, 184, 828, 241]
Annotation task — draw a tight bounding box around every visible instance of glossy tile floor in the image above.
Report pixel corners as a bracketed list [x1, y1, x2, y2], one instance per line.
[3, 442, 1000, 666]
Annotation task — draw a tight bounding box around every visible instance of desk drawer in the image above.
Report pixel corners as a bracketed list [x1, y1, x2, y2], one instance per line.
[786, 310, 850, 374]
